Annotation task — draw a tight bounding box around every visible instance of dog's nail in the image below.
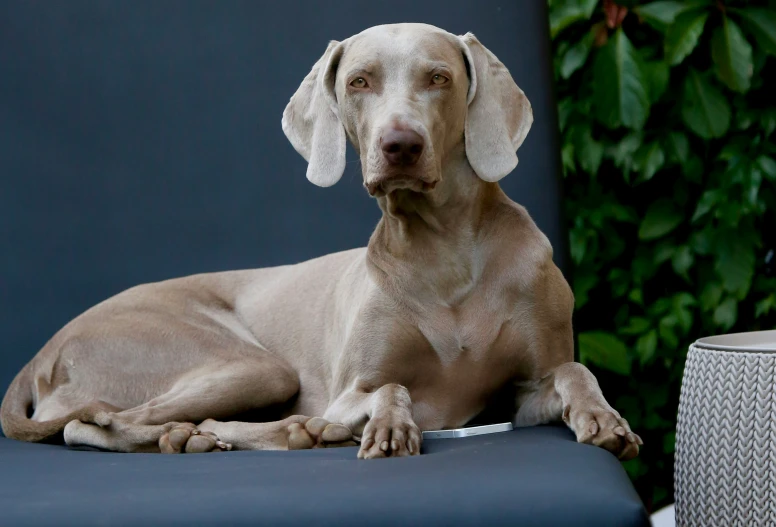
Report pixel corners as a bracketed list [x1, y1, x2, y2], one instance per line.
[636, 436, 644, 446]
[380, 441, 389, 452]
[191, 429, 200, 435]
[215, 440, 231, 450]
[408, 442, 414, 454]
[589, 422, 599, 435]
[391, 440, 399, 451]
[614, 427, 626, 437]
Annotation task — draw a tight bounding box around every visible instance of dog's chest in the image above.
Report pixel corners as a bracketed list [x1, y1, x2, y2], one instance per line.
[417, 294, 522, 365]
[407, 305, 524, 428]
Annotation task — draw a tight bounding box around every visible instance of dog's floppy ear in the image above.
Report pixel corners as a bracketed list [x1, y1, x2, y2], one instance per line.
[282, 41, 346, 187]
[459, 33, 533, 182]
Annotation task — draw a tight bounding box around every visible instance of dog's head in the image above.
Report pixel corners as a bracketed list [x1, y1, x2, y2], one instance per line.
[282, 23, 532, 197]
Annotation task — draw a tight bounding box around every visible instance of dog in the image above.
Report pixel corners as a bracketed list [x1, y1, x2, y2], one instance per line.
[1, 23, 641, 460]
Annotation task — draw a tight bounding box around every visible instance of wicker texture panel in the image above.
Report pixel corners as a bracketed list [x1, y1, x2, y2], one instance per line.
[675, 344, 776, 526]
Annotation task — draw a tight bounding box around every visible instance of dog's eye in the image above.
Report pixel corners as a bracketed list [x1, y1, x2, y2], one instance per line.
[350, 77, 368, 89]
[431, 74, 449, 85]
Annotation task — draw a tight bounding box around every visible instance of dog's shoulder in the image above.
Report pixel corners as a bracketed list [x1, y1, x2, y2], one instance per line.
[485, 195, 571, 304]
[487, 196, 553, 264]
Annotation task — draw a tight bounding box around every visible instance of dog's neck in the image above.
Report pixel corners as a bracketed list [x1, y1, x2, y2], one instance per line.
[367, 147, 501, 302]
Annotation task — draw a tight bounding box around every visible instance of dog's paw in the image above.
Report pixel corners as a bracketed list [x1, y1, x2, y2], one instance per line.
[564, 405, 642, 460]
[286, 417, 357, 450]
[159, 423, 232, 454]
[358, 411, 421, 459]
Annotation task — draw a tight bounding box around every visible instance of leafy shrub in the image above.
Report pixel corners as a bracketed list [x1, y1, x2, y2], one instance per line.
[549, 0, 776, 511]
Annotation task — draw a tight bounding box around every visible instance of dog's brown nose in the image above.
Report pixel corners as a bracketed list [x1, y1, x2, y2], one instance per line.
[381, 128, 424, 166]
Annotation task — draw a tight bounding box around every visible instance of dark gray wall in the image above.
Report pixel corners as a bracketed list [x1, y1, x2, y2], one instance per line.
[0, 1, 565, 402]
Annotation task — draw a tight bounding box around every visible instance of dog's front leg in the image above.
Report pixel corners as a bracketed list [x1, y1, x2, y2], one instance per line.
[514, 362, 642, 460]
[324, 383, 421, 459]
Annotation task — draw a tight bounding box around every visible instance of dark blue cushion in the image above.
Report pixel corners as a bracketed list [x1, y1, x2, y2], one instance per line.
[0, 426, 648, 527]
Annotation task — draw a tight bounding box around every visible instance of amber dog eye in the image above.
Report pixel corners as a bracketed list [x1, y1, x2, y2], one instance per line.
[350, 77, 368, 88]
[431, 74, 449, 85]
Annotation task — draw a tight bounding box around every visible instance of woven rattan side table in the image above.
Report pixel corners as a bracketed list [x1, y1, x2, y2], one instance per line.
[675, 330, 776, 526]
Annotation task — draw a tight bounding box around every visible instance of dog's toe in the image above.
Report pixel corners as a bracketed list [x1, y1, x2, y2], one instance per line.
[321, 423, 352, 443]
[572, 408, 642, 460]
[288, 422, 316, 449]
[357, 414, 421, 459]
[159, 423, 231, 454]
[286, 417, 355, 450]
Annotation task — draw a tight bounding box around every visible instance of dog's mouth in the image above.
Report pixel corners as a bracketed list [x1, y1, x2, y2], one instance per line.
[364, 174, 438, 197]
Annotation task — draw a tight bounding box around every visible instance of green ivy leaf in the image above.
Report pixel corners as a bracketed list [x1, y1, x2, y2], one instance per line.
[700, 282, 724, 311]
[713, 297, 738, 330]
[682, 69, 731, 139]
[620, 317, 653, 335]
[760, 108, 776, 136]
[690, 226, 714, 255]
[735, 108, 757, 130]
[673, 293, 696, 333]
[639, 199, 684, 240]
[654, 240, 677, 265]
[692, 189, 722, 222]
[561, 32, 594, 79]
[643, 61, 670, 103]
[635, 1, 710, 31]
[733, 8, 776, 56]
[666, 132, 689, 164]
[573, 271, 599, 310]
[579, 331, 632, 375]
[636, 330, 658, 366]
[573, 126, 605, 176]
[607, 132, 644, 174]
[634, 141, 666, 182]
[608, 203, 639, 223]
[756, 156, 776, 181]
[629, 288, 644, 306]
[665, 10, 709, 65]
[715, 234, 756, 299]
[682, 154, 704, 183]
[569, 224, 589, 265]
[593, 29, 650, 130]
[756, 295, 776, 318]
[672, 246, 694, 280]
[550, 0, 599, 38]
[719, 140, 745, 163]
[711, 16, 753, 93]
[557, 98, 574, 131]
[716, 200, 742, 227]
[561, 141, 576, 176]
[609, 269, 631, 298]
[658, 315, 680, 348]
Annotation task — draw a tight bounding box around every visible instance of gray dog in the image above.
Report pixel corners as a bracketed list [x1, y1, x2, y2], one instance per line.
[1, 23, 641, 460]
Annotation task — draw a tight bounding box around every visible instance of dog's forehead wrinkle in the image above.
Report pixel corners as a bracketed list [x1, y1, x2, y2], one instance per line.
[346, 26, 462, 73]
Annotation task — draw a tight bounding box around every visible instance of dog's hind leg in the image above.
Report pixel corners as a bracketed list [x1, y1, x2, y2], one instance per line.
[110, 355, 301, 427]
[62, 356, 355, 453]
